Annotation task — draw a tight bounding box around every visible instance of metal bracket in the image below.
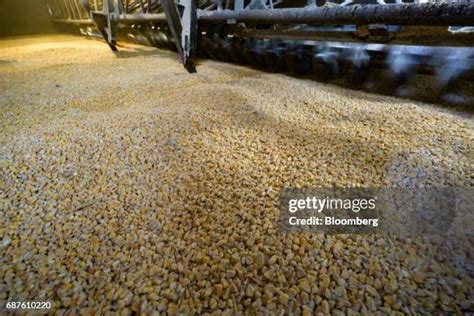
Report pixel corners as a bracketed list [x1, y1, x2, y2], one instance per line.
[161, 0, 198, 72]
[81, 0, 117, 51]
[92, 12, 118, 51]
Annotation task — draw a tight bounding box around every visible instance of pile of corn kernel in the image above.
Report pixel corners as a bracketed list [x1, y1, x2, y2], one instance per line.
[1, 35, 472, 314]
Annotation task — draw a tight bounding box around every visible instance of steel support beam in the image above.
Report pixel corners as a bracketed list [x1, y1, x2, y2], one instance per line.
[62, 3, 474, 26]
[115, 13, 167, 23]
[161, 0, 185, 57]
[53, 18, 94, 24]
[161, 0, 198, 72]
[198, 3, 474, 26]
[180, 0, 198, 71]
[235, 27, 474, 47]
[65, 3, 474, 26]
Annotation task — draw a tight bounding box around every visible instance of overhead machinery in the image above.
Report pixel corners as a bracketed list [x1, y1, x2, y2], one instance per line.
[46, 0, 474, 98]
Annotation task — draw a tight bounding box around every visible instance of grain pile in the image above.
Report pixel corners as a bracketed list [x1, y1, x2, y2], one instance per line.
[1, 35, 473, 314]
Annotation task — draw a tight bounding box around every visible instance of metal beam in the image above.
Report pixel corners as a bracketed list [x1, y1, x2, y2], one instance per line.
[161, 0, 198, 72]
[53, 18, 94, 24]
[115, 13, 167, 23]
[198, 3, 474, 26]
[180, 0, 198, 72]
[59, 3, 474, 26]
[235, 27, 474, 47]
[161, 0, 184, 56]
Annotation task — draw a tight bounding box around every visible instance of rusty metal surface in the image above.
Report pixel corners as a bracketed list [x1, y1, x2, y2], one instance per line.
[198, 3, 474, 26]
